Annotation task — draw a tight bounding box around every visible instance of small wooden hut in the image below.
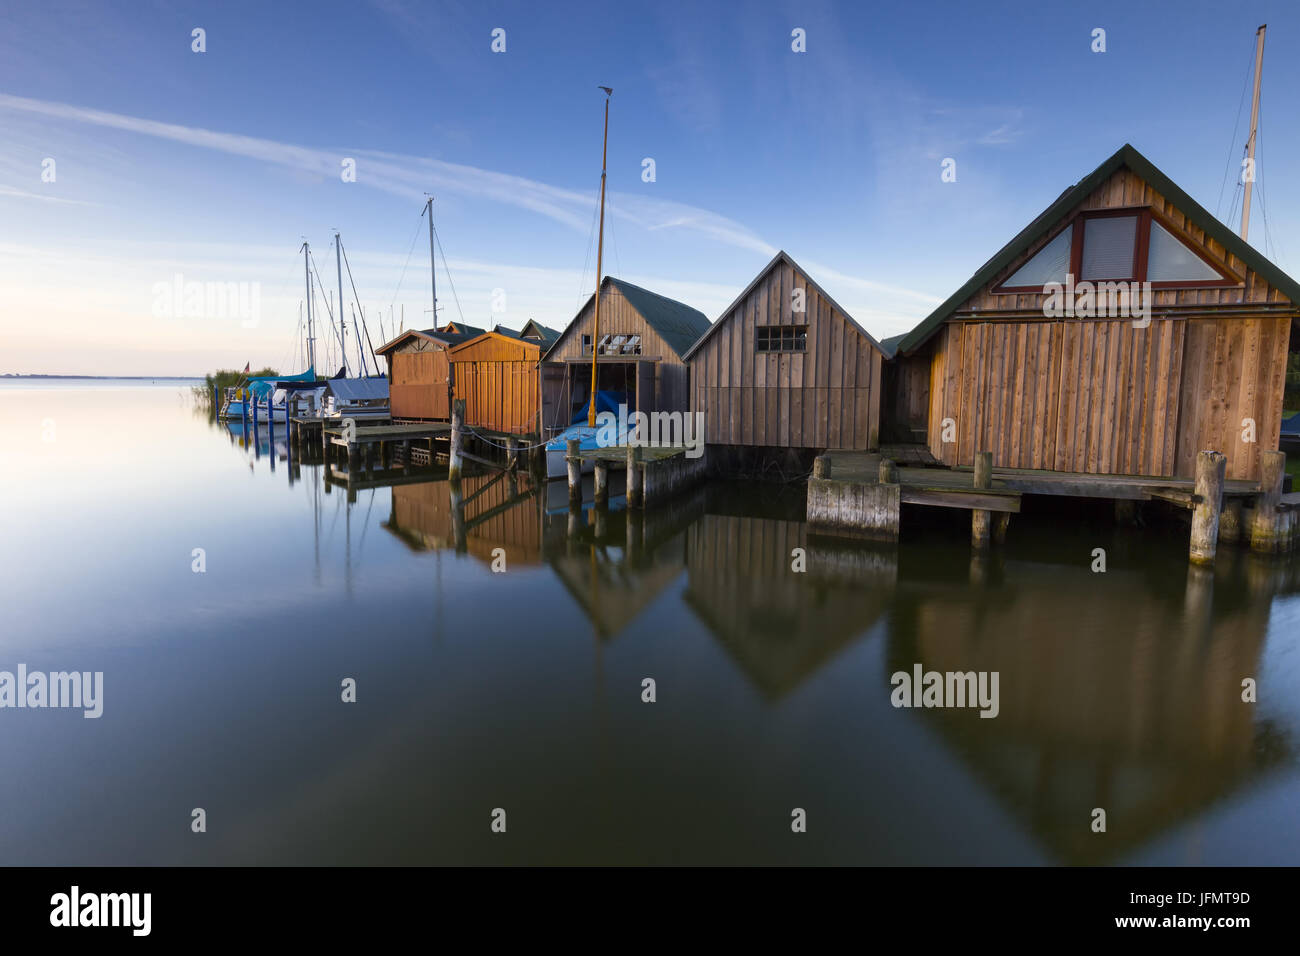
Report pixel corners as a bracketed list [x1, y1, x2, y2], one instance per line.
[684, 251, 887, 452]
[375, 328, 471, 422]
[889, 144, 1299, 482]
[539, 277, 710, 438]
[448, 327, 541, 436]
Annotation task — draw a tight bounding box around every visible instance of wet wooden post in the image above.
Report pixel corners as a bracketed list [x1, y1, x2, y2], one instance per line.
[1250, 450, 1286, 553]
[267, 394, 275, 444]
[813, 455, 831, 479]
[971, 451, 992, 550]
[449, 398, 465, 481]
[878, 458, 897, 483]
[594, 457, 609, 506]
[1219, 498, 1244, 545]
[508, 437, 520, 471]
[626, 445, 643, 508]
[1189, 449, 1226, 565]
[567, 439, 582, 503]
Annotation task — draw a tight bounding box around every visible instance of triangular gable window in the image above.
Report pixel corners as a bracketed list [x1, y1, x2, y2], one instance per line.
[1002, 226, 1073, 288]
[996, 208, 1239, 292]
[1147, 222, 1221, 282]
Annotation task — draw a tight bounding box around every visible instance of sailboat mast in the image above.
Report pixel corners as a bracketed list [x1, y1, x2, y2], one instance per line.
[336, 234, 354, 377]
[1240, 24, 1266, 241]
[425, 196, 437, 330]
[302, 242, 315, 374]
[588, 86, 612, 428]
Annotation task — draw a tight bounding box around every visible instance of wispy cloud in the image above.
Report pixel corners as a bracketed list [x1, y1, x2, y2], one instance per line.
[0, 183, 94, 205]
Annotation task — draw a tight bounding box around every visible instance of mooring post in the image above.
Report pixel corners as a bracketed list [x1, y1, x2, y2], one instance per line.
[878, 458, 897, 483]
[594, 458, 609, 506]
[212, 383, 219, 417]
[449, 398, 465, 481]
[813, 455, 831, 479]
[1190, 449, 1227, 565]
[972, 451, 993, 550]
[567, 438, 582, 503]
[1219, 498, 1243, 545]
[1250, 450, 1286, 553]
[508, 437, 520, 471]
[626, 444, 643, 508]
[267, 394, 275, 443]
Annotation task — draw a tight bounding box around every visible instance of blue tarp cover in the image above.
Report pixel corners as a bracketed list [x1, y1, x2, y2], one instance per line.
[1282, 411, 1300, 438]
[247, 368, 316, 400]
[571, 390, 628, 425]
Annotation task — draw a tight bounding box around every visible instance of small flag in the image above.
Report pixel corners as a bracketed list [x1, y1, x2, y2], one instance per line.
[242, 362, 250, 374]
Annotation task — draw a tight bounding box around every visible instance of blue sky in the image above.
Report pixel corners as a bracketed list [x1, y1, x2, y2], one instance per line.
[2, 0, 1297, 374]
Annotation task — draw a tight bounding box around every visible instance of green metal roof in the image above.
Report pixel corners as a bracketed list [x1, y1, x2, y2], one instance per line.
[894, 143, 1300, 356]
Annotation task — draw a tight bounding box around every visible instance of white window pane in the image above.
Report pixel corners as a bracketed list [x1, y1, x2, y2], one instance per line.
[1147, 222, 1220, 282]
[1003, 225, 1072, 287]
[1081, 216, 1137, 279]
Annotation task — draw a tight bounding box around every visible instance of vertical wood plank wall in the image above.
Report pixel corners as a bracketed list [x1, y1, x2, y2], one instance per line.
[450, 336, 541, 435]
[389, 349, 451, 420]
[688, 261, 883, 450]
[925, 316, 1289, 480]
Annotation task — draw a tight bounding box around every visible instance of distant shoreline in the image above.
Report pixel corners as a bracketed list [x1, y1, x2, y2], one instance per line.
[1, 374, 203, 381]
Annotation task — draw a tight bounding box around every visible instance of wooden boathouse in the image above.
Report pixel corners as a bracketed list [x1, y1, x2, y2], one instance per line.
[375, 327, 472, 422]
[888, 143, 1297, 483]
[448, 327, 541, 436]
[684, 250, 888, 455]
[539, 276, 711, 439]
[813, 144, 1299, 561]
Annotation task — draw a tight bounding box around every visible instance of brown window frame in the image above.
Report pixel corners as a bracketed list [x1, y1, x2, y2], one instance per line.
[993, 206, 1241, 294]
[755, 325, 808, 353]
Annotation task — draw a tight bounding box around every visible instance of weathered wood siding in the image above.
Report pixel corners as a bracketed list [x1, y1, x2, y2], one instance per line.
[689, 259, 883, 450]
[922, 166, 1294, 482]
[450, 334, 541, 435]
[389, 348, 451, 420]
[883, 355, 930, 442]
[547, 286, 693, 412]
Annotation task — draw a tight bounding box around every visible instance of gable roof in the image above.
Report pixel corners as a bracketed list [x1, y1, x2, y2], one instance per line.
[682, 250, 886, 362]
[542, 276, 710, 361]
[374, 327, 469, 355]
[518, 318, 562, 347]
[447, 328, 543, 357]
[439, 321, 487, 338]
[894, 143, 1300, 356]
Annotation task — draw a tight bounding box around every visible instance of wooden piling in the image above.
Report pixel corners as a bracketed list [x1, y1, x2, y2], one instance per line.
[626, 445, 643, 508]
[1249, 450, 1286, 553]
[1189, 449, 1227, 566]
[878, 458, 898, 484]
[594, 458, 609, 506]
[971, 451, 993, 550]
[1219, 498, 1243, 545]
[508, 437, 520, 471]
[812, 455, 831, 479]
[567, 438, 581, 503]
[449, 398, 465, 481]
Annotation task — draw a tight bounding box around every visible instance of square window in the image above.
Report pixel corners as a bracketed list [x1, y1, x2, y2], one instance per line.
[1081, 215, 1138, 280]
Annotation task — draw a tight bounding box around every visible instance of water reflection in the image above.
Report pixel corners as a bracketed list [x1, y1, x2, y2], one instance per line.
[352, 459, 1297, 863]
[3, 382, 1296, 865]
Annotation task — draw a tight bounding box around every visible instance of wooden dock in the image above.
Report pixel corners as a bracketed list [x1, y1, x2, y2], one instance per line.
[807, 445, 1296, 563]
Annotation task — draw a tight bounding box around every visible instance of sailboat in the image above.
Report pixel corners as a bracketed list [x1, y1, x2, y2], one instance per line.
[545, 87, 636, 480]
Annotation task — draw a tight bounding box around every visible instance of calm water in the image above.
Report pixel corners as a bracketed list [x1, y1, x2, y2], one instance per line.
[1, 379, 1298, 865]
